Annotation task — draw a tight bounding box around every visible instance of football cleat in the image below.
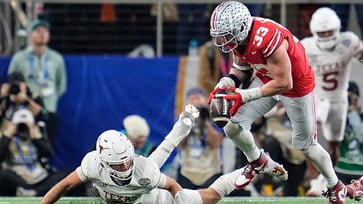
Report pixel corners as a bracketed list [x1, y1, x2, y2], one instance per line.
[346, 176, 363, 201]
[322, 181, 347, 204]
[306, 174, 327, 197]
[235, 151, 288, 189]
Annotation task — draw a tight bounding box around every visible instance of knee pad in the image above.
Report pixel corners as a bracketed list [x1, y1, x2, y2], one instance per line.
[224, 121, 243, 139]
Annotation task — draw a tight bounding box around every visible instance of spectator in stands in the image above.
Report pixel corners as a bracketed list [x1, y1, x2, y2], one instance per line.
[0, 72, 48, 128]
[176, 87, 224, 189]
[197, 40, 233, 95]
[176, 4, 208, 55]
[0, 109, 69, 196]
[121, 114, 156, 157]
[8, 19, 67, 147]
[331, 4, 363, 36]
[335, 81, 363, 184]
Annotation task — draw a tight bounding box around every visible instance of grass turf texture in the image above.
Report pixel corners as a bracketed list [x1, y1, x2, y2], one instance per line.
[0, 197, 360, 204]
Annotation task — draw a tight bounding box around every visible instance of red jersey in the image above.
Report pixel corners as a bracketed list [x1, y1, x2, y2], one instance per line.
[233, 17, 315, 97]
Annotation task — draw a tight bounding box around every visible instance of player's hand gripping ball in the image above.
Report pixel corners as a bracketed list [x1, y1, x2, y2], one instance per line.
[209, 89, 232, 128]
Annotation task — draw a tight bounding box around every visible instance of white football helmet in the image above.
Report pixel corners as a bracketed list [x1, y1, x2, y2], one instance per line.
[210, 1, 252, 53]
[309, 7, 341, 50]
[96, 130, 135, 181]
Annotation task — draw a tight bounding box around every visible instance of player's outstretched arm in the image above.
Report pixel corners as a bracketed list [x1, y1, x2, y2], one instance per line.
[40, 171, 84, 204]
[149, 104, 199, 168]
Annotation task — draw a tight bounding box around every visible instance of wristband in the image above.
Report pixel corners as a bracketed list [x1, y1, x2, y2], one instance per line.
[228, 74, 241, 88]
[241, 87, 263, 103]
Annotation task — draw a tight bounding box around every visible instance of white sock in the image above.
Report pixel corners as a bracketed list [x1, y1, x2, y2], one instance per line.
[210, 168, 241, 197]
[148, 139, 175, 168]
[302, 143, 339, 188]
[179, 189, 202, 204]
[230, 129, 261, 162]
[149, 112, 193, 168]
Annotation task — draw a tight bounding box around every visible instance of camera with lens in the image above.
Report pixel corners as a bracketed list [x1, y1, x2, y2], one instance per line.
[16, 122, 31, 140]
[198, 106, 210, 122]
[9, 83, 21, 95]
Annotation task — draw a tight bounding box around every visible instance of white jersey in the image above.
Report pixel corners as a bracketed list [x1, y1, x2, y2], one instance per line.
[301, 31, 363, 100]
[76, 151, 167, 204]
[301, 31, 363, 141]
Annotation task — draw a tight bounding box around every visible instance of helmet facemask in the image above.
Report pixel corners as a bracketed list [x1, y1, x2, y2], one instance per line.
[103, 158, 134, 182]
[313, 30, 340, 50]
[212, 29, 240, 53]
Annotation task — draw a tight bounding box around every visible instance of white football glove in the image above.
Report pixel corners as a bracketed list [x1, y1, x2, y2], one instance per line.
[208, 77, 236, 104]
[215, 77, 235, 89]
[165, 104, 199, 147]
[181, 104, 199, 126]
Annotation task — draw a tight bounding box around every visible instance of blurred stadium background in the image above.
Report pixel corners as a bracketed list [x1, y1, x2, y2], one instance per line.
[1, 0, 361, 56]
[0, 0, 363, 201]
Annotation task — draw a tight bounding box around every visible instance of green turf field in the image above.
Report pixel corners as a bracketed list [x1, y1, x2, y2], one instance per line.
[0, 197, 360, 204]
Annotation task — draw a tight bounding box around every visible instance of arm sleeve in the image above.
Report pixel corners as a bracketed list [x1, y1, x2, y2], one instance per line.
[156, 173, 167, 189]
[75, 153, 94, 182]
[76, 166, 88, 182]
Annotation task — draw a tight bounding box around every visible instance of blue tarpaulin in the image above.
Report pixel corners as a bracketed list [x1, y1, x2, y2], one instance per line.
[0, 55, 180, 170]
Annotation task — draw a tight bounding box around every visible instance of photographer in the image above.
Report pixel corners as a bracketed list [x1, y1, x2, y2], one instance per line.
[0, 109, 68, 196]
[176, 87, 224, 189]
[0, 72, 48, 126]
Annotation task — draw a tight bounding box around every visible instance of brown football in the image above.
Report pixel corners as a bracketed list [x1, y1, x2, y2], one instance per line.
[209, 91, 231, 128]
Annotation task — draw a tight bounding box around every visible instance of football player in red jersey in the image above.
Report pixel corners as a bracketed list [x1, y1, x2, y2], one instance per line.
[208, 1, 350, 203]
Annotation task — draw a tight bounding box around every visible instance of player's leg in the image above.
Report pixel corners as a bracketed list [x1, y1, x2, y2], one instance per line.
[307, 99, 347, 196]
[176, 168, 244, 204]
[141, 189, 176, 204]
[280, 93, 346, 203]
[320, 99, 347, 164]
[149, 105, 198, 168]
[227, 78, 287, 188]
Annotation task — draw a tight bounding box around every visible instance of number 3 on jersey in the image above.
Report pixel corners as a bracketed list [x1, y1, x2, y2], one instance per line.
[253, 27, 269, 47]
